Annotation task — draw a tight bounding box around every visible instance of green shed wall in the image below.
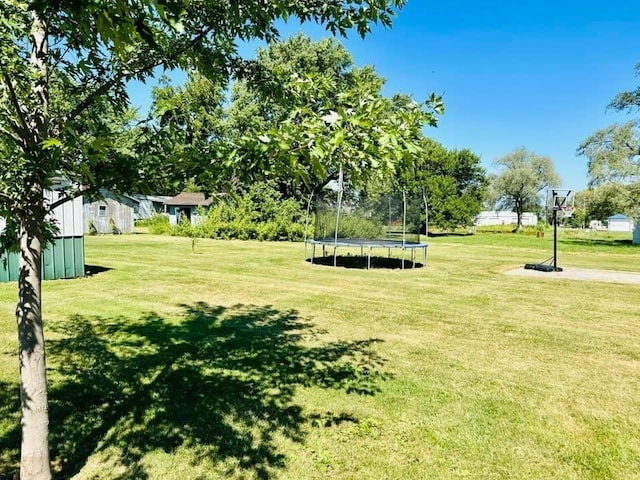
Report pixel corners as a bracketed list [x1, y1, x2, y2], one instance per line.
[0, 236, 84, 282]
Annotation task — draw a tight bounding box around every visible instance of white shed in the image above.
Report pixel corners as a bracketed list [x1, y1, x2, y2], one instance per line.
[607, 214, 634, 232]
[475, 211, 537, 226]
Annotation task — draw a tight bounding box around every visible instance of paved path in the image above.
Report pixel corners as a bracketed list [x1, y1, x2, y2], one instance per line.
[505, 266, 640, 285]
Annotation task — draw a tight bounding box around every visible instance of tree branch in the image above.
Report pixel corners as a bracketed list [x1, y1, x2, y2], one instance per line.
[0, 191, 13, 206]
[0, 121, 29, 149]
[46, 186, 93, 212]
[0, 64, 37, 150]
[63, 28, 215, 126]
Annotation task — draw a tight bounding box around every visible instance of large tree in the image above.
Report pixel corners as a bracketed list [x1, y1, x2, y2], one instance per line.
[574, 185, 634, 225]
[396, 138, 487, 230]
[145, 34, 443, 200]
[577, 62, 640, 220]
[0, 1, 409, 478]
[145, 73, 231, 194]
[224, 34, 443, 198]
[490, 147, 561, 231]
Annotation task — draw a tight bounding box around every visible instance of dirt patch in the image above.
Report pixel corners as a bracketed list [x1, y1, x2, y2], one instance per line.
[505, 266, 640, 285]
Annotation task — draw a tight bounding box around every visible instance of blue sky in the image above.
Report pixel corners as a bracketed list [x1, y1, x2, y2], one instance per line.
[129, 0, 640, 190]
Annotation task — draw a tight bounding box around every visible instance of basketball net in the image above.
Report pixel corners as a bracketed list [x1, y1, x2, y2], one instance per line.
[559, 206, 575, 218]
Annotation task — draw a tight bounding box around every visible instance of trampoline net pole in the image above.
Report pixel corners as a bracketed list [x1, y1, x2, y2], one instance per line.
[334, 166, 344, 266]
[303, 192, 313, 260]
[423, 191, 429, 242]
[402, 190, 407, 247]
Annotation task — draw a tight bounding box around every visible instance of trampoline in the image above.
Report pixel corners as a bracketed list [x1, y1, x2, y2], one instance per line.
[307, 238, 428, 269]
[304, 169, 429, 270]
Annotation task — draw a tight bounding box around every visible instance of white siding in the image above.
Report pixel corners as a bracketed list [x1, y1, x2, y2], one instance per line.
[1, 190, 83, 238]
[475, 211, 537, 226]
[45, 190, 83, 236]
[608, 219, 634, 232]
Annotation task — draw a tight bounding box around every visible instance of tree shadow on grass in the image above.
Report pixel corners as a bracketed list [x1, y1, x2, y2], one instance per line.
[560, 238, 634, 248]
[0, 381, 20, 480]
[308, 256, 424, 269]
[1, 303, 387, 479]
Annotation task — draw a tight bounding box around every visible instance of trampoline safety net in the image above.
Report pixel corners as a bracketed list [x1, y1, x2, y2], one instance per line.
[313, 191, 424, 244]
[306, 189, 428, 269]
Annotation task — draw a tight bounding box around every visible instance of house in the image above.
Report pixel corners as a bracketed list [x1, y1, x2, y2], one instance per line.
[607, 214, 634, 232]
[132, 194, 172, 220]
[1, 190, 84, 282]
[164, 192, 213, 226]
[475, 211, 537, 226]
[83, 190, 138, 234]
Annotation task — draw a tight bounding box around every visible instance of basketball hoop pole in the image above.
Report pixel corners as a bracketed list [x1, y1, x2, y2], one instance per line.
[553, 204, 559, 271]
[524, 188, 573, 273]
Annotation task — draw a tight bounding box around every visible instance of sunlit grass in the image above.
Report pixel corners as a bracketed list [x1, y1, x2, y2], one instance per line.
[1, 231, 639, 479]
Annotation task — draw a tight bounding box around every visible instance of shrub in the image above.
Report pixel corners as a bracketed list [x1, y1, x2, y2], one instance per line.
[337, 214, 385, 239]
[154, 183, 308, 242]
[109, 218, 121, 235]
[87, 219, 98, 236]
[139, 214, 171, 235]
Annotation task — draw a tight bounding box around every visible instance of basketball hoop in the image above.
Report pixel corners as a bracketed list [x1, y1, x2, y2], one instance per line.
[547, 188, 575, 211]
[525, 188, 575, 273]
[560, 206, 575, 218]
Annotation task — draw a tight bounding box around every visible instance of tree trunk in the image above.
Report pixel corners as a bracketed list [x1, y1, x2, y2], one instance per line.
[17, 200, 51, 480]
[513, 198, 523, 233]
[17, 10, 52, 480]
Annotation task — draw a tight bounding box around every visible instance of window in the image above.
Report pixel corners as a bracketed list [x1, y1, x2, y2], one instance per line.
[99, 205, 107, 217]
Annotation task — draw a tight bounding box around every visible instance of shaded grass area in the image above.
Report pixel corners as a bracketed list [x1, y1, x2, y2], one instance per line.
[307, 255, 423, 269]
[0, 303, 385, 480]
[1, 231, 639, 479]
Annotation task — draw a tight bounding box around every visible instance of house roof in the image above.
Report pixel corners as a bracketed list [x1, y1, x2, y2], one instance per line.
[164, 192, 213, 207]
[133, 194, 172, 203]
[608, 214, 630, 220]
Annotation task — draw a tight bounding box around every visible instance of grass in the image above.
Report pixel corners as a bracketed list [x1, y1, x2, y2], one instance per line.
[1, 230, 640, 479]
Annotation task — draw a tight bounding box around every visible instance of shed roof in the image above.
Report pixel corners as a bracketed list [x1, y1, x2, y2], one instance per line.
[608, 214, 631, 221]
[164, 192, 213, 207]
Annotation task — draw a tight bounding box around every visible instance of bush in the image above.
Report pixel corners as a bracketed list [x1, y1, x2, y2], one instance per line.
[160, 183, 308, 242]
[138, 214, 171, 235]
[337, 214, 385, 239]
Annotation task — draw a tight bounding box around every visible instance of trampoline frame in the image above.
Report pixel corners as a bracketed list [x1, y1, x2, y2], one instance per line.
[307, 238, 428, 270]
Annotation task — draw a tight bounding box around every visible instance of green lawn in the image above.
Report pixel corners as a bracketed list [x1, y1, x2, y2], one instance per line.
[1, 231, 640, 479]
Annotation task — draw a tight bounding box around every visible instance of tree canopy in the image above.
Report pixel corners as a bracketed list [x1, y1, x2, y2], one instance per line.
[577, 62, 640, 220]
[145, 33, 444, 202]
[489, 147, 561, 231]
[395, 138, 487, 230]
[226, 34, 443, 196]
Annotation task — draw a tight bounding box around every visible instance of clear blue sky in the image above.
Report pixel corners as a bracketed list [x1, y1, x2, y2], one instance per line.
[130, 0, 640, 191]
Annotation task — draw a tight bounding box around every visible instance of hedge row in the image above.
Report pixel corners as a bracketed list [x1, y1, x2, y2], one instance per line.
[139, 183, 309, 241]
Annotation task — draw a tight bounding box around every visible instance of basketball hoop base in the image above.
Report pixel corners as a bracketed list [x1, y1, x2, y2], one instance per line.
[524, 263, 563, 272]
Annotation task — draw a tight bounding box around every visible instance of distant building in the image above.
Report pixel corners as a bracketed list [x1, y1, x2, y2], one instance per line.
[589, 220, 604, 230]
[83, 190, 138, 234]
[607, 214, 634, 233]
[475, 211, 537, 226]
[164, 192, 213, 226]
[132, 194, 171, 220]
